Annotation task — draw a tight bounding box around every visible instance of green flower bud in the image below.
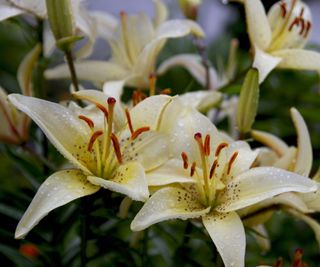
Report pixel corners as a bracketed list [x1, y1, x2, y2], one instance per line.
[178, 0, 202, 20]
[236, 68, 260, 135]
[45, 0, 76, 51]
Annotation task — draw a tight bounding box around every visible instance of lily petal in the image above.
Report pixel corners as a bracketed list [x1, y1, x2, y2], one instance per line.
[216, 167, 318, 213]
[251, 129, 289, 157]
[45, 61, 128, 85]
[0, 4, 24, 21]
[253, 45, 282, 83]
[147, 159, 195, 186]
[129, 95, 172, 130]
[299, 188, 320, 212]
[244, 0, 272, 50]
[103, 80, 125, 101]
[15, 169, 99, 239]
[88, 162, 148, 201]
[8, 94, 93, 174]
[17, 44, 41, 96]
[290, 108, 313, 177]
[271, 49, 320, 70]
[153, 0, 168, 27]
[273, 146, 296, 170]
[250, 225, 270, 252]
[90, 11, 118, 40]
[130, 187, 210, 231]
[203, 211, 245, 267]
[157, 54, 219, 90]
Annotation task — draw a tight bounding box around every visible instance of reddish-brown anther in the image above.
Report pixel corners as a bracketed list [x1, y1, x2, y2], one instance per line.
[88, 130, 103, 152]
[215, 143, 228, 157]
[78, 115, 94, 129]
[111, 133, 123, 164]
[131, 127, 150, 140]
[227, 152, 239, 175]
[181, 152, 189, 169]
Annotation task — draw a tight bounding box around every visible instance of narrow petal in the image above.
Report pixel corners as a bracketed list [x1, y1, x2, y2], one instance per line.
[243, 0, 272, 50]
[287, 209, 320, 248]
[45, 61, 128, 85]
[17, 44, 41, 96]
[216, 167, 318, 213]
[8, 94, 93, 174]
[157, 54, 219, 90]
[103, 80, 125, 101]
[129, 95, 172, 130]
[251, 129, 289, 157]
[15, 169, 99, 239]
[271, 49, 320, 70]
[178, 91, 222, 112]
[299, 188, 320, 212]
[203, 211, 245, 267]
[88, 162, 148, 201]
[250, 225, 270, 252]
[290, 108, 313, 177]
[73, 89, 126, 131]
[131, 187, 210, 231]
[273, 146, 296, 170]
[147, 159, 195, 186]
[43, 27, 56, 57]
[9, 0, 46, 18]
[253, 45, 282, 83]
[90, 11, 118, 40]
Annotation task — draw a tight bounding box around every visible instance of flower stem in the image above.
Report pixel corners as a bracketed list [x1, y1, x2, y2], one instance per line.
[65, 49, 80, 92]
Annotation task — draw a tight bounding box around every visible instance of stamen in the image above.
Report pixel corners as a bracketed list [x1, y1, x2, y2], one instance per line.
[288, 17, 300, 31]
[215, 142, 228, 157]
[299, 7, 304, 17]
[111, 133, 123, 164]
[299, 18, 305, 35]
[304, 21, 311, 38]
[132, 90, 147, 106]
[149, 73, 157, 96]
[125, 108, 134, 134]
[280, 2, 287, 18]
[181, 152, 189, 169]
[96, 104, 109, 120]
[204, 134, 211, 156]
[190, 162, 196, 177]
[209, 160, 218, 179]
[79, 115, 94, 129]
[88, 130, 103, 152]
[131, 127, 150, 140]
[194, 132, 204, 153]
[227, 152, 238, 175]
[159, 88, 171, 95]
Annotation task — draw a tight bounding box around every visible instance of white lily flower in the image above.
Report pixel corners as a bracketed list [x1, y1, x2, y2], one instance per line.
[240, 0, 320, 82]
[131, 99, 317, 267]
[44, 0, 205, 90]
[9, 92, 172, 239]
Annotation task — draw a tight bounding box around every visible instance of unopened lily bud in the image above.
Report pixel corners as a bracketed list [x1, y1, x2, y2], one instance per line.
[268, 0, 312, 51]
[236, 68, 259, 135]
[178, 0, 202, 20]
[46, 0, 79, 51]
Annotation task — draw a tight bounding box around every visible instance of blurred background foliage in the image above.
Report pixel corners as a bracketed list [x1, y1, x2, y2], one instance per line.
[0, 0, 319, 266]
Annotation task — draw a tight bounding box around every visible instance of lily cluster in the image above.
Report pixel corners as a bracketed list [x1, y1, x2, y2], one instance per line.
[1, 0, 320, 266]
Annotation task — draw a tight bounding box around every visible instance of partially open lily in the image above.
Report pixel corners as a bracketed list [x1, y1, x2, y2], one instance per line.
[239, 0, 320, 82]
[131, 99, 317, 267]
[244, 107, 320, 248]
[44, 0, 204, 91]
[9, 92, 170, 239]
[0, 44, 41, 144]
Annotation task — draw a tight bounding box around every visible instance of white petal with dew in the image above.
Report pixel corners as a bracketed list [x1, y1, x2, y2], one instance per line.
[203, 211, 245, 267]
[15, 169, 99, 239]
[45, 61, 128, 85]
[216, 167, 318, 213]
[271, 49, 320, 70]
[88, 162, 148, 201]
[178, 91, 222, 112]
[291, 108, 313, 177]
[244, 0, 272, 50]
[253, 45, 282, 83]
[131, 187, 210, 231]
[17, 44, 41, 96]
[147, 159, 195, 186]
[251, 129, 289, 157]
[8, 94, 93, 174]
[273, 146, 296, 170]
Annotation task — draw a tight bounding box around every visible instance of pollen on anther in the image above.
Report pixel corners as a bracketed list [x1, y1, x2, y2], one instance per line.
[209, 160, 218, 179]
[190, 162, 196, 177]
[204, 134, 211, 156]
[79, 115, 94, 129]
[111, 133, 123, 164]
[96, 104, 109, 120]
[88, 130, 103, 152]
[125, 108, 134, 134]
[131, 127, 150, 140]
[227, 152, 238, 175]
[181, 152, 189, 169]
[280, 2, 287, 18]
[215, 142, 228, 157]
